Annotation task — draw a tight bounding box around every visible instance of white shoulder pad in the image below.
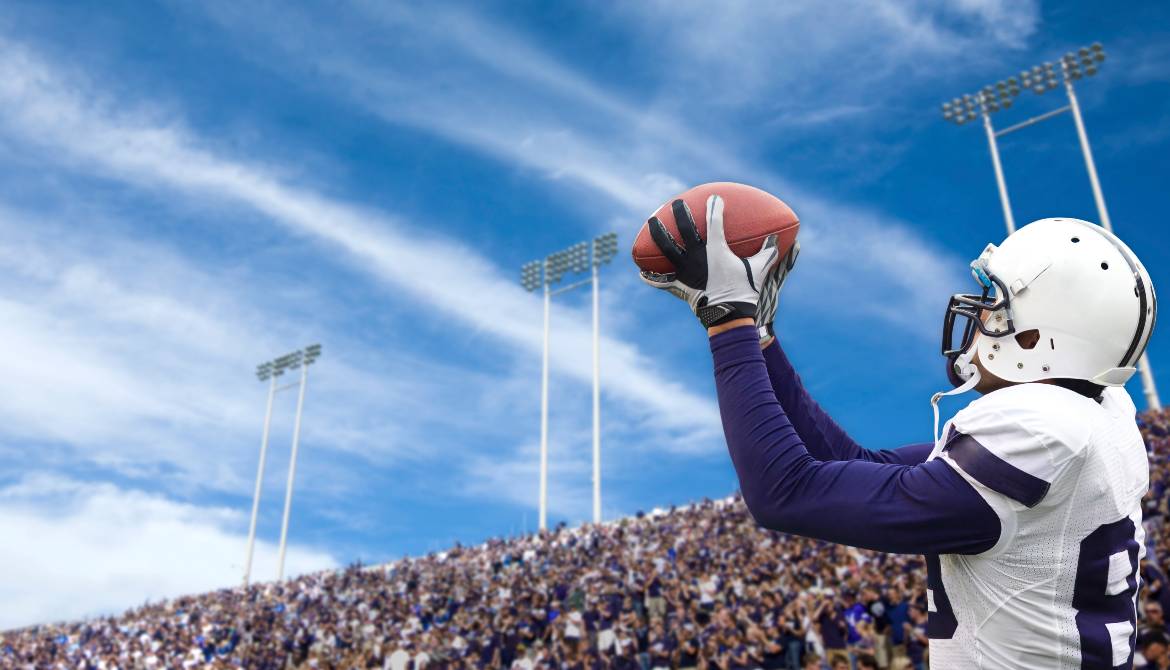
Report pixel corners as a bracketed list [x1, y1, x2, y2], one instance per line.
[946, 384, 1095, 506]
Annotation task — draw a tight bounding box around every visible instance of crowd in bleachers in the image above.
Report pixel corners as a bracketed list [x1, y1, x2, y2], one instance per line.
[6, 407, 1170, 670]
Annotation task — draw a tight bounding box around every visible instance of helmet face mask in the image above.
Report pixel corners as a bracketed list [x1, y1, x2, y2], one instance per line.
[942, 256, 1015, 384]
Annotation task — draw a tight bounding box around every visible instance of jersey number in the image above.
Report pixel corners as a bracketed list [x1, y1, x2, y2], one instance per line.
[1073, 517, 1141, 669]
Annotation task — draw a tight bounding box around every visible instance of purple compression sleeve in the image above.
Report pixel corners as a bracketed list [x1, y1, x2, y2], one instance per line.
[712, 326, 999, 555]
[762, 341, 932, 465]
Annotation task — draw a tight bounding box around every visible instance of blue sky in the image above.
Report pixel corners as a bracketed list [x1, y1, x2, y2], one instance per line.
[0, 0, 1168, 628]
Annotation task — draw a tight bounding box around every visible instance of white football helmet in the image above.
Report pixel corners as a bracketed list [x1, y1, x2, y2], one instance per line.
[943, 218, 1156, 389]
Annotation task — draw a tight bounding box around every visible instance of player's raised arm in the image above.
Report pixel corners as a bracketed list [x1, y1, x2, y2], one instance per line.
[754, 252, 932, 465]
[708, 322, 998, 554]
[637, 192, 999, 555]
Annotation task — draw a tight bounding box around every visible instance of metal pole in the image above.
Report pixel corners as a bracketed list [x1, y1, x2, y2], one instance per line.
[539, 281, 550, 532]
[1065, 77, 1162, 408]
[981, 101, 1016, 235]
[1064, 78, 1112, 233]
[591, 263, 602, 524]
[1139, 355, 1163, 409]
[277, 363, 310, 580]
[243, 375, 276, 587]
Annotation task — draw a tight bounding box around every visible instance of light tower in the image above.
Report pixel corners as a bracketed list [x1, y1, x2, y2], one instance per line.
[520, 232, 618, 530]
[243, 343, 322, 587]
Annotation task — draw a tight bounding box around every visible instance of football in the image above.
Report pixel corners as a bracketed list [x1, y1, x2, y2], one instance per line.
[632, 182, 800, 275]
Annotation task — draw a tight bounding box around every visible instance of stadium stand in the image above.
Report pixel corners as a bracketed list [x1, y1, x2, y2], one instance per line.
[4, 407, 1170, 670]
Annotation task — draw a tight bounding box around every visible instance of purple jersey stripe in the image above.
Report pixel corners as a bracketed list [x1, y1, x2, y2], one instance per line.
[944, 433, 1051, 508]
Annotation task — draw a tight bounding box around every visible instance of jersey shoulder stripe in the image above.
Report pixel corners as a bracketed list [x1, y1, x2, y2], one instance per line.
[950, 383, 1097, 486]
[943, 433, 1051, 507]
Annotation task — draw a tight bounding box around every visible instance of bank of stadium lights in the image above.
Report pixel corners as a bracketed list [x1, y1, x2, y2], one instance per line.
[519, 232, 618, 530]
[593, 232, 618, 268]
[939, 42, 1160, 410]
[243, 343, 322, 587]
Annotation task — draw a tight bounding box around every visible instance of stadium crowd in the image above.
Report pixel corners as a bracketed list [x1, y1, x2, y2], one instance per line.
[5, 407, 1170, 670]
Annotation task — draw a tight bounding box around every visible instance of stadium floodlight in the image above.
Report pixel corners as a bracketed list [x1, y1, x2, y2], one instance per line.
[304, 344, 322, 365]
[593, 232, 618, 267]
[519, 232, 619, 530]
[938, 42, 1160, 410]
[520, 261, 542, 292]
[243, 344, 323, 587]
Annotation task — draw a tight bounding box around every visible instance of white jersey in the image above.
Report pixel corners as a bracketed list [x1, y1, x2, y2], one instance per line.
[925, 383, 1148, 669]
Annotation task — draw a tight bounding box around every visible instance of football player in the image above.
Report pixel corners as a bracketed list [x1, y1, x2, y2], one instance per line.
[640, 194, 1156, 669]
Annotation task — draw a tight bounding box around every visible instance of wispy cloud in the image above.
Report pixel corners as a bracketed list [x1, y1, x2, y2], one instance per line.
[607, 0, 1038, 105]
[1117, 40, 1170, 86]
[0, 39, 722, 441]
[0, 474, 338, 629]
[195, 1, 970, 329]
[459, 439, 594, 524]
[0, 206, 487, 491]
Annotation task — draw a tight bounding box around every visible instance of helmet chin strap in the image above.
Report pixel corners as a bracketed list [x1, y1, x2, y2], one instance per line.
[931, 351, 981, 444]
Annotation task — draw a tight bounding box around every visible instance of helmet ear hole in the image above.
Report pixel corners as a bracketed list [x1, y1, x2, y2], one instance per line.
[1014, 329, 1041, 350]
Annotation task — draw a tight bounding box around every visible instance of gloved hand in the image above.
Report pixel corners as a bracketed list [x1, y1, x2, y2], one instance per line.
[640, 194, 780, 329]
[756, 241, 800, 343]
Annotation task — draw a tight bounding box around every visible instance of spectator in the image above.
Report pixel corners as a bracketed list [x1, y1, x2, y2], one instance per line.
[856, 652, 879, 670]
[1137, 631, 1170, 670]
[903, 605, 929, 670]
[885, 584, 909, 669]
[814, 594, 849, 668]
[860, 586, 891, 669]
[1146, 599, 1170, 645]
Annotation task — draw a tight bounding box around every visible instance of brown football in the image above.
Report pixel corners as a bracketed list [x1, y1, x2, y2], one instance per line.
[632, 182, 800, 275]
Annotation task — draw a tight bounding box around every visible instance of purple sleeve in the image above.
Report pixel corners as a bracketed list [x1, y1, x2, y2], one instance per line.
[762, 341, 932, 466]
[712, 326, 1000, 555]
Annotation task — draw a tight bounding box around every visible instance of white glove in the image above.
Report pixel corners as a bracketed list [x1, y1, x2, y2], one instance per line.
[755, 241, 800, 341]
[640, 194, 780, 328]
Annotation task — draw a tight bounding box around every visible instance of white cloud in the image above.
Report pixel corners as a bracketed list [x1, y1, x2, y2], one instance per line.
[459, 439, 595, 525]
[609, 0, 1039, 104]
[199, 2, 966, 328]
[0, 474, 338, 630]
[1118, 40, 1170, 86]
[0, 208, 464, 491]
[0, 40, 723, 440]
[948, 0, 1039, 47]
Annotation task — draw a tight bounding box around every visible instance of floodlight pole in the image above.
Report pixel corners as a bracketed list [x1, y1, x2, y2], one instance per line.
[980, 98, 1016, 235]
[538, 279, 551, 532]
[242, 374, 276, 587]
[1064, 79, 1111, 233]
[277, 360, 310, 580]
[522, 235, 614, 530]
[591, 261, 602, 525]
[1064, 77, 1161, 409]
